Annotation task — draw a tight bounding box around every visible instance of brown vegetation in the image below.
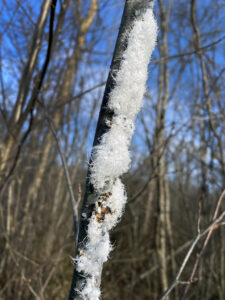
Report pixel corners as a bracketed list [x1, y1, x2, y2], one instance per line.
[1, 0, 225, 299]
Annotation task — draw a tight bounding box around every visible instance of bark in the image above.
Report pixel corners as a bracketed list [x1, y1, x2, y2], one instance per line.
[155, 0, 171, 294]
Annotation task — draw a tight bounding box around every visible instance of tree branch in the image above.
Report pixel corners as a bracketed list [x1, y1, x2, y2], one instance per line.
[0, 0, 57, 191]
[160, 190, 225, 300]
[37, 97, 79, 243]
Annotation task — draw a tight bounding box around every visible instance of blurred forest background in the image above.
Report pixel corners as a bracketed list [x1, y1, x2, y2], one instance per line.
[1, 0, 225, 299]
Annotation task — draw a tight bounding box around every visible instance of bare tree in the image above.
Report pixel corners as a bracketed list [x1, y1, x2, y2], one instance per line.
[1, 0, 225, 299]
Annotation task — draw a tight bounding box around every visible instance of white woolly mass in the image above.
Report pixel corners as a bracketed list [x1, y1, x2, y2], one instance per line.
[76, 7, 157, 300]
[90, 9, 157, 190]
[76, 180, 126, 299]
[108, 9, 157, 120]
[90, 116, 134, 190]
[104, 178, 127, 230]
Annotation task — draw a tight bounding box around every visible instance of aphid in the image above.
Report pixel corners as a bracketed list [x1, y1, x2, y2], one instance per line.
[78, 248, 84, 256]
[102, 206, 112, 215]
[95, 202, 102, 214]
[96, 214, 105, 222]
[105, 119, 112, 128]
[102, 191, 112, 199]
[81, 212, 87, 218]
[95, 205, 112, 223]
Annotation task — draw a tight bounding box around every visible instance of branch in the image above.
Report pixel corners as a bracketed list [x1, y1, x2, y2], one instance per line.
[160, 190, 225, 300]
[55, 82, 106, 109]
[153, 35, 225, 64]
[180, 189, 225, 299]
[0, 0, 57, 191]
[37, 98, 79, 243]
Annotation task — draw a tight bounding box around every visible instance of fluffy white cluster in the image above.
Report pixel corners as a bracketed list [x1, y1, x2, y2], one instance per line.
[76, 7, 157, 300]
[90, 115, 134, 190]
[76, 179, 126, 299]
[90, 9, 157, 190]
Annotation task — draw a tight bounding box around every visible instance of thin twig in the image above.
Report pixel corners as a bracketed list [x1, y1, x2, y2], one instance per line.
[0, 0, 57, 191]
[38, 98, 79, 243]
[55, 82, 106, 109]
[160, 192, 225, 300]
[130, 240, 192, 288]
[180, 189, 225, 299]
[197, 194, 204, 234]
[153, 35, 225, 64]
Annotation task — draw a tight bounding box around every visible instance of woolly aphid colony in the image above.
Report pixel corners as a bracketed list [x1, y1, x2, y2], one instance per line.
[75, 6, 157, 300]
